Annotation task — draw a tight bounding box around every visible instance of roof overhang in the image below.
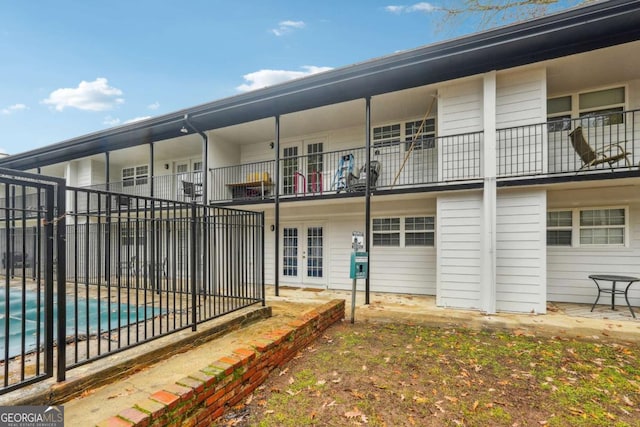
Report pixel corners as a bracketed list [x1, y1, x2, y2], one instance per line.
[3, 0, 640, 170]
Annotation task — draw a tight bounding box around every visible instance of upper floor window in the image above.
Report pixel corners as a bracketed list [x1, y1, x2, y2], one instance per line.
[578, 87, 625, 126]
[547, 86, 626, 131]
[373, 124, 401, 147]
[405, 119, 436, 150]
[373, 119, 437, 152]
[122, 165, 148, 187]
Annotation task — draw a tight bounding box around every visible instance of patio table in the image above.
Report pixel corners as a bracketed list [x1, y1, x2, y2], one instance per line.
[589, 274, 639, 318]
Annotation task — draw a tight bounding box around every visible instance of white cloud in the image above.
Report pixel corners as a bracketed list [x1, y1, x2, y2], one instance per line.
[271, 20, 305, 36]
[124, 116, 151, 124]
[1, 103, 27, 115]
[385, 2, 437, 13]
[236, 66, 333, 92]
[148, 101, 160, 110]
[42, 78, 124, 112]
[103, 116, 121, 126]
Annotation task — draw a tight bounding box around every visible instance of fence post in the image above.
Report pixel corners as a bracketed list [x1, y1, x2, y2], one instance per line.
[190, 203, 197, 331]
[55, 184, 67, 381]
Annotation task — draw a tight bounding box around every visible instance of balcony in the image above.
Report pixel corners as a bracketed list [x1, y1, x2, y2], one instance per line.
[206, 110, 639, 203]
[84, 171, 204, 203]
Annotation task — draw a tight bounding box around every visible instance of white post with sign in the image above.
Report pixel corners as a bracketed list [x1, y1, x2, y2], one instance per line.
[349, 231, 368, 323]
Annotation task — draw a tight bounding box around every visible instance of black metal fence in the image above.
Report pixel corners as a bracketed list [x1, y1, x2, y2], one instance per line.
[0, 170, 264, 395]
[0, 168, 63, 394]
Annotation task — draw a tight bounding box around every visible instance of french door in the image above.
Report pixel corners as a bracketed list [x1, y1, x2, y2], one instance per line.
[281, 224, 325, 286]
[281, 140, 324, 195]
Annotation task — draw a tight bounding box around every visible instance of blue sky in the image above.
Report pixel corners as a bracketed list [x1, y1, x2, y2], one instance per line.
[0, 0, 581, 155]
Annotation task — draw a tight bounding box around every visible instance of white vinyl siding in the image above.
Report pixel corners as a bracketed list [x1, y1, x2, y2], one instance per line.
[496, 68, 546, 176]
[436, 192, 482, 309]
[495, 190, 547, 314]
[438, 80, 483, 182]
[547, 188, 640, 308]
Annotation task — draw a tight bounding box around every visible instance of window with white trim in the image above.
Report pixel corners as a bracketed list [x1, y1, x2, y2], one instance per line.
[372, 218, 400, 247]
[373, 124, 401, 150]
[405, 216, 435, 246]
[373, 216, 435, 247]
[122, 165, 149, 187]
[546, 211, 572, 246]
[547, 86, 626, 130]
[373, 119, 437, 150]
[579, 208, 625, 245]
[547, 96, 572, 132]
[405, 119, 436, 150]
[121, 224, 146, 246]
[546, 207, 626, 247]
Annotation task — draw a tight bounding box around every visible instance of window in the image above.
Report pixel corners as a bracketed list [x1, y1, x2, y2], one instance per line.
[546, 211, 572, 246]
[372, 218, 400, 247]
[373, 216, 435, 247]
[579, 87, 625, 126]
[405, 119, 436, 150]
[547, 87, 626, 131]
[547, 207, 626, 247]
[373, 124, 401, 147]
[547, 96, 572, 132]
[405, 216, 435, 246]
[579, 208, 625, 245]
[122, 165, 148, 187]
[121, 224, 146, 246]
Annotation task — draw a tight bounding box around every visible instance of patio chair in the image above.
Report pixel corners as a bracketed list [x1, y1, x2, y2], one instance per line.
[568, 126, 631, 171]
[182, 180, 202, 202]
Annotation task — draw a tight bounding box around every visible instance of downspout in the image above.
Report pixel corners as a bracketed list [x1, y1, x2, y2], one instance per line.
[184, 113, 210, 297]
[184, 114, 209, 203]
[274, 115, 280, 296]
[364, 97, 371, 305]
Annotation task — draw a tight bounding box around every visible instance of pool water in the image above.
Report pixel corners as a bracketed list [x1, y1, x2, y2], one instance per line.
[0, 287, 161, 360]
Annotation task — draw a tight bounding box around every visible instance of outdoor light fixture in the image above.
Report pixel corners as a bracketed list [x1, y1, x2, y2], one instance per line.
[180, 126, 189, 134]
[269, 141, 274, 149]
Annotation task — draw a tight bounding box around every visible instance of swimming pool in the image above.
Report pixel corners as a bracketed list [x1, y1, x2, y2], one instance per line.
[0, 287, 161, 360]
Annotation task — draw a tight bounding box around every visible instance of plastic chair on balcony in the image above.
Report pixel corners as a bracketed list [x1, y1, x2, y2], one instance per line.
[182, 180, 202, 202]
[569, 126, 631, 171]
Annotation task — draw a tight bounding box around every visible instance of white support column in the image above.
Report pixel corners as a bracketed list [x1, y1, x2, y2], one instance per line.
[481, 71, 497, 314]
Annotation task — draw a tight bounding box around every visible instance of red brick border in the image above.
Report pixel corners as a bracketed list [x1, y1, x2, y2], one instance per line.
[96, 299, 345, 427]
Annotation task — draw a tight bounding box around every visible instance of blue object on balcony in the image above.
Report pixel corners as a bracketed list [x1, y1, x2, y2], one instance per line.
[332, 154, 355, 193]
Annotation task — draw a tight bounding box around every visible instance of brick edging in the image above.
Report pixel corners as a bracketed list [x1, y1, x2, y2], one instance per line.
[96, 299, 345, 427]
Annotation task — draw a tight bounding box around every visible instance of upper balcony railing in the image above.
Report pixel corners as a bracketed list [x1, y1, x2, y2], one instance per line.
[208, 131, 483, 202]
[85, 171, 204, 203]
[77, 109, 639, 204]
[498, 109, 639, 177]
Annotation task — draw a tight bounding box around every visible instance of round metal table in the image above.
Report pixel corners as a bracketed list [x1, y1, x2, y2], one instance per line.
[588, 274, 639, 318]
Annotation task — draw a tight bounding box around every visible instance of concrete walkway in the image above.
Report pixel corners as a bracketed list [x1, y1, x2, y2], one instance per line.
[40, 287, 640, 425]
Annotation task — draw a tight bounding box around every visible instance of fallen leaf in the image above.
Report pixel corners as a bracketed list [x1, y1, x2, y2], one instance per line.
[265, 410, 275, 415]
[472, 400, 479, 411]
[279, 368, 288, 376]
[344, 408, 364, 418]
